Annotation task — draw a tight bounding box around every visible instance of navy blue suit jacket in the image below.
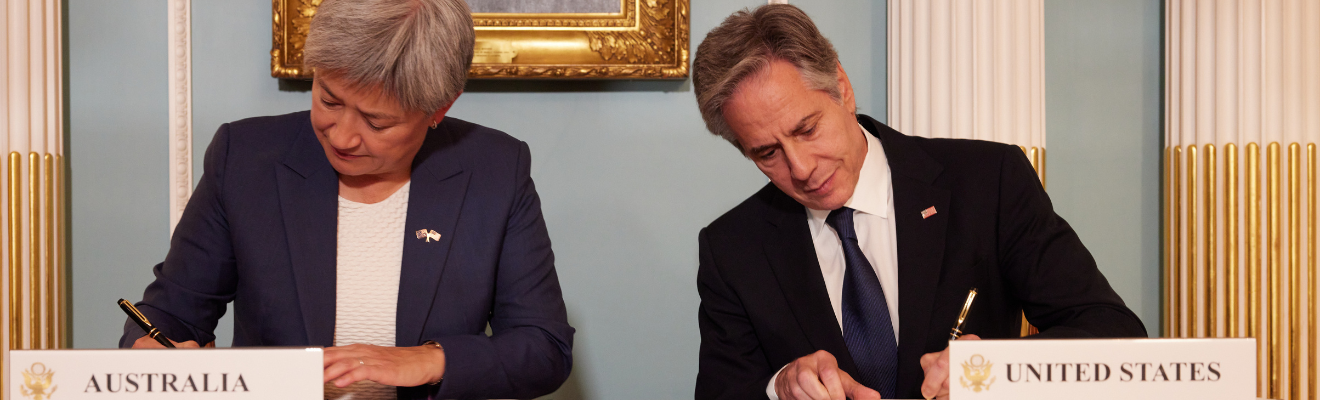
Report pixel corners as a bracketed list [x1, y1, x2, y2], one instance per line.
[120, 111, 574, 399]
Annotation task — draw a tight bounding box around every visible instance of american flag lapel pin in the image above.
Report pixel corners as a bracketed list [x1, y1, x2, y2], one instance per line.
[920, 206, 938, 219]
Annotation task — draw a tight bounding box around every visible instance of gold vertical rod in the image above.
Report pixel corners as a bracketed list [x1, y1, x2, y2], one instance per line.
[9, 152, 23, 352]
[1247, 142, 1261, 394]
[1206, 144, 1217, 337]
[28, 153, 41, 350]
[1307, 143, 1315, 400]
[1189, 145, 1199, 337]
[59, 156, 67, 348]
[43, 154, 55, 349]
[1288, 143, 1300, 400]
[1268, 142, 1281, 399]
[1029, 148, 1039, 174]
[1031, 148, 1042, 183]
[1039, 149, 1047, 189]
[1227, 143, 1239, 337]
[1174, 146, 1184, 338]
[1166, 146, 1174, 337]
[1038, 148, 1044, 179]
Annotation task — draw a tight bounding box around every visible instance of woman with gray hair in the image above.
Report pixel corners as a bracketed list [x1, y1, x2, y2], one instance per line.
[118, 0, 574, 398]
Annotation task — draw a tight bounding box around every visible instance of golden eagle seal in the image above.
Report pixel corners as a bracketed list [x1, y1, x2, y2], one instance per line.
[21, 362, 58, 400]
[959, 354, 995, 393]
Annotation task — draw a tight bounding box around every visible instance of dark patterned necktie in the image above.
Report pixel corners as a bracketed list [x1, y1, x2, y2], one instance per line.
[826, 207, 898, 398]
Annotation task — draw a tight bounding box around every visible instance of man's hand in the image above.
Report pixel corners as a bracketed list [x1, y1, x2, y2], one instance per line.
[131, 335, 201, 349]
[775, 350, 881, 400]
[919, 334, 981, 400]
[322, 343, 446, 387]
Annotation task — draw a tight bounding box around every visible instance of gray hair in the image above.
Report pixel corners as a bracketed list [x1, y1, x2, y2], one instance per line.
[693, 4, 846, 151]
[304, 0, 475, 113]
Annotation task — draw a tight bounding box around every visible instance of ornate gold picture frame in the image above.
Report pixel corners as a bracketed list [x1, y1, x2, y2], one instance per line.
[271, 0, 689, 79]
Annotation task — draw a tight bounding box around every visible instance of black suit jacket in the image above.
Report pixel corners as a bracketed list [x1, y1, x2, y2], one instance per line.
[695, 115, 1146, 399]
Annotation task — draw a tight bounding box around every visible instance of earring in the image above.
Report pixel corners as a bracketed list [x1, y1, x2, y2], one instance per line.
[430, 121, 439, 129]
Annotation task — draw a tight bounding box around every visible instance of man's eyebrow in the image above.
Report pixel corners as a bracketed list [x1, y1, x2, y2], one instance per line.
[744, 112, 822, 157]
[746, 143, 779, 156]
[791, 112, 822, 134]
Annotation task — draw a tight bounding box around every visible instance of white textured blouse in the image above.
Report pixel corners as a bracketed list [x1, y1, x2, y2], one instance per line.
[324, 181, 410, 400]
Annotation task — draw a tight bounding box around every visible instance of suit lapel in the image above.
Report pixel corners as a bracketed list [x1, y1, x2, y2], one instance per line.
[395, 126, 470, 346]
[761, 189, 861, 376]
[863, 116, 950, 384]
[277, 124, 340, 346]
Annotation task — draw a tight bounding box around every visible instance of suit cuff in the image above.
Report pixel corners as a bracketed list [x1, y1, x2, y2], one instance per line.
[118, 305, 203, 347]
[767, 363, 788, 400]
[430, 335, 501, 398]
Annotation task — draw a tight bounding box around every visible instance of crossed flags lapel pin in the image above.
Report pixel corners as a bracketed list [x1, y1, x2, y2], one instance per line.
[415, 229, 442, 242]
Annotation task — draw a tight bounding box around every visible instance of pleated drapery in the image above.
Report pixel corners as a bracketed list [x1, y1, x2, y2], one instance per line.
[888, 0, 1046, 183]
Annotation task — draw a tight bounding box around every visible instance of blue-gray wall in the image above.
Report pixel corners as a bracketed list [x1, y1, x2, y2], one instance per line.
[67, 0, 1159, 398]
[68, 0, 170, 347]
[1044, 0, 1163, 333]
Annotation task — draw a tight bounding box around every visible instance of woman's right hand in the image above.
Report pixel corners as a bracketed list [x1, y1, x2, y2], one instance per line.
[131, 335, 202, 349]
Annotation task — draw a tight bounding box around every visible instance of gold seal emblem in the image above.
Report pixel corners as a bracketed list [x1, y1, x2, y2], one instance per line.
[21, 362, 58, 400]
[959, 354, 995, 393]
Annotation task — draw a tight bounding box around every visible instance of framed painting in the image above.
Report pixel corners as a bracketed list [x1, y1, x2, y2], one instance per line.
[271, 0, 689, 79]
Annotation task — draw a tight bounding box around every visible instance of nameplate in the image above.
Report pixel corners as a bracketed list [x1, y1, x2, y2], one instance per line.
[8, 348, 323, 399]
[948, 338, 1254, 400]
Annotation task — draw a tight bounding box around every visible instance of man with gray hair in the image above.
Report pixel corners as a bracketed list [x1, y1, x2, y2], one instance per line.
[692, 5, 1145, 400]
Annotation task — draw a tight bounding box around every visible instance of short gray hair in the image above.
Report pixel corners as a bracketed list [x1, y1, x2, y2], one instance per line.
[304, 0, 475, 113]
[693, 4, 845, 151]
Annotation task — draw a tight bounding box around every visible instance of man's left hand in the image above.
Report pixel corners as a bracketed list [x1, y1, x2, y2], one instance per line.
[323, 343, 445, 387]
[918, 334, 981, 400]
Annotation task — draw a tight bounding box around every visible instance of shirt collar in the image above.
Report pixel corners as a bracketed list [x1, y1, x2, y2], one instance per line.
[807, 122, 893, 229]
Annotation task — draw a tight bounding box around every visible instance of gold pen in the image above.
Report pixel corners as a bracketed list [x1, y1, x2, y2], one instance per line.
[118, 299, 176, 348]
[928, 289, 979, 400]
[948, 288, 978, 341]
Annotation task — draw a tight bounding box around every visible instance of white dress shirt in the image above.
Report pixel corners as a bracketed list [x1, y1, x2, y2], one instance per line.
[767, 124, 900, 399]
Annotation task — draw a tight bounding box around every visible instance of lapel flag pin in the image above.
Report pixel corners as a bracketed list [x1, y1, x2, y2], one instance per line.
[920, 206, 938, 219]
[414, 229, 442, 242]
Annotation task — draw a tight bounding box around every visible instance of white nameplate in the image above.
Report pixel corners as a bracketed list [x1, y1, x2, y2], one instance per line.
[948, 338, 1254, 400]
[8, 348, 323, 399]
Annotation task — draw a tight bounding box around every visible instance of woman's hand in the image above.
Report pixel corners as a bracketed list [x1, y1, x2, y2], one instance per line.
[131, 335, 202, 348]
[323, 343, 446, 388]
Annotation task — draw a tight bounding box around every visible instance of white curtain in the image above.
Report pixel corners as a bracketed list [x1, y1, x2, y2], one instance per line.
[888, 0, 1046, 181]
